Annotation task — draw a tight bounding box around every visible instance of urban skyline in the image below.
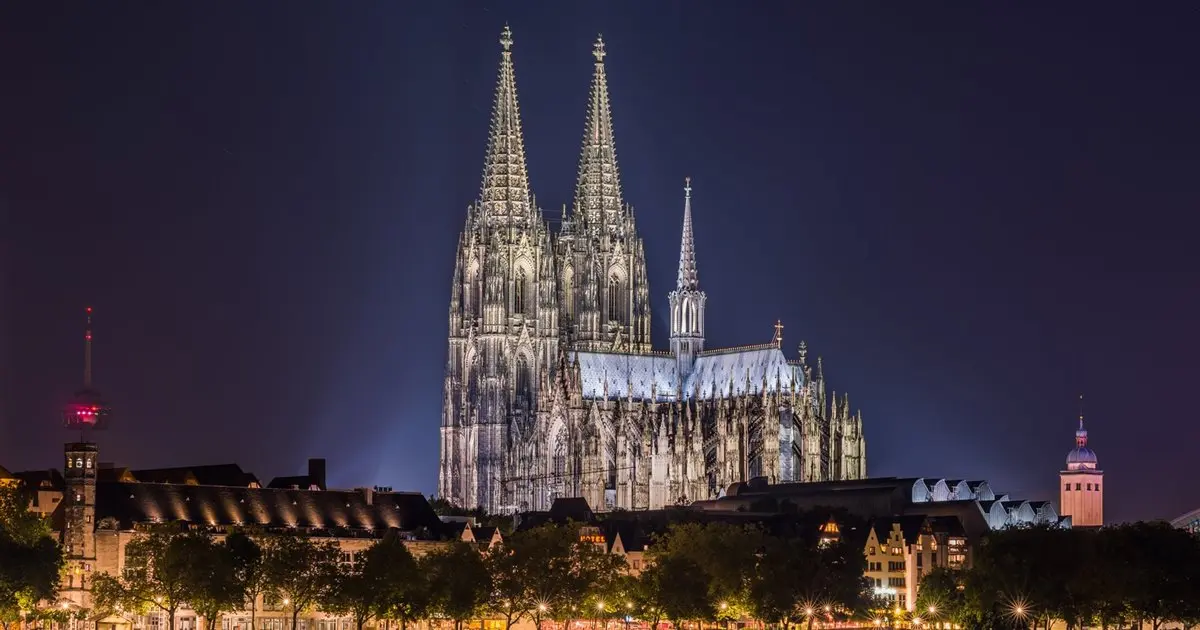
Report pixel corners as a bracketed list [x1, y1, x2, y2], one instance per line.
[3, 3, 1198, 524]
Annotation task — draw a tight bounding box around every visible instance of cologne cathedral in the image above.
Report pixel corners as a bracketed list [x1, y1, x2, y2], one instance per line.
[439, 28, 867, 514]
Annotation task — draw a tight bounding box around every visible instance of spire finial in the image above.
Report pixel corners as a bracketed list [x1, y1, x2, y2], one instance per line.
[772, 320, 784, 348]
[500, 24, 513, 51]
[84, 306, 93, 388]
[593, 34, 606, 62]
[1078, 393, 1084, 430]
[684, 176, 692, 199]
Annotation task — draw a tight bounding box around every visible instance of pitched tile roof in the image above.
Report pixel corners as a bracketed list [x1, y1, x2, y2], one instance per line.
[93, 482, 445, 539]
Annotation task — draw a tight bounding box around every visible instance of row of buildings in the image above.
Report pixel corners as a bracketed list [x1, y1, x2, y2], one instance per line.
[4, 438, 1075, 630]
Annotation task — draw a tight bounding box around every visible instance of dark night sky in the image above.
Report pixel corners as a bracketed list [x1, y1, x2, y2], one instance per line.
[2, 3, 1197, 523]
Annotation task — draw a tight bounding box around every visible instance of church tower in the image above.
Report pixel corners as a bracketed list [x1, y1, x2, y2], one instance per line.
[1059, 396, 1103, 527]
[668, 178, 705, 379]
[439, 26, 559, 513]
[62, 442, 97, 603]
[557, 36, 651, 353]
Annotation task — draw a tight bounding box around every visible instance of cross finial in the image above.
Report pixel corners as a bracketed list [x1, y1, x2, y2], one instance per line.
[500, 24, 513, 51]
[1078, 393, 1084, 429]
[684, 176, 692, 198]
[772, 319, 784, 347]
[593, 34, 606, 62]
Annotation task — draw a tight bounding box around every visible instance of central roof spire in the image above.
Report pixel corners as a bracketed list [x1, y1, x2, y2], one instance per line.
[677, 177, 699, 290]
[573, 34, 624, 228]
[478, 24, 534, 226]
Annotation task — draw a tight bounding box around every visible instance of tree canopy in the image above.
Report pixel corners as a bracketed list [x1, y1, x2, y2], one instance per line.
[0, 485, 63, 630]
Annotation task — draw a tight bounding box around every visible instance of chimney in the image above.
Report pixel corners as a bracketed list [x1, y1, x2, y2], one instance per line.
[308, 458, 326, 491]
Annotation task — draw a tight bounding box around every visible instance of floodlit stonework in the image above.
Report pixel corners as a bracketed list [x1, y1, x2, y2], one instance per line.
[439, 28, 867, 515]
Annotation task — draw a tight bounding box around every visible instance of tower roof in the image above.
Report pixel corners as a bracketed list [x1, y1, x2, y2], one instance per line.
[676, 177, 699, 290]
[478, 25, 534, 226]
[572, 35, 624, 228]
[1065, 395, 1098, 470]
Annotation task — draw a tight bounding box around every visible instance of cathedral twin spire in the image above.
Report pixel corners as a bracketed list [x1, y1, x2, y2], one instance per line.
[479, 28, 628, 234]
[478, 26, 535, 227]
[574, 36, 626, 230]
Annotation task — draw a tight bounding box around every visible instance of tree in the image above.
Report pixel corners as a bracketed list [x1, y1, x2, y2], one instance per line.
[425, 541, 492, 630]
[0, 485, 63, 630]
[91, 524, 205, 630]
[746, 535, 813, 626]
[263, 535, 341, 630]
[177, 535, 240, 630]
[638, 553, 712, 627]
[649, 522, 763, 617]
[321, 559, 375, 630]
[914, 568, 969, 627]
[367, 535, 427, 630]
[225, 532, 268, 630]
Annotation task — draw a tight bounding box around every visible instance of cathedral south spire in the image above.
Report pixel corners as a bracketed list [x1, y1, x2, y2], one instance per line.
[573, 35, 623, 228]
[478, 25, 534, 226]
[669, 177, 707, 377]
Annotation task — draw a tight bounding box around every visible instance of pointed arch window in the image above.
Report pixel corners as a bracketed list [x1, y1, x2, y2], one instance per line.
[513, 268, 528, 316]
[515, 356, 531, 402]
[607, 273, 623, 323]
[562, 269, 573, 318]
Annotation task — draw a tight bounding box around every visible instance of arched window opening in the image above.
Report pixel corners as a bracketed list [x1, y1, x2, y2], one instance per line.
[607, 274, 622, 323]
[562, 271, 573, 318]
[514, 268, 528, 316]
[515, 356, 531, 402]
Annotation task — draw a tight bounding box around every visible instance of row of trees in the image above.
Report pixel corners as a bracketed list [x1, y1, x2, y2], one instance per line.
[914, 522, 1200, 630]
[0, 486, 65, 630]
[86, 517, 869, 630]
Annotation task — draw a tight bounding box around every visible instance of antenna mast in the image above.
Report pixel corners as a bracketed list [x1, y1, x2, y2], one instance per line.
[84, 306, 93, 388]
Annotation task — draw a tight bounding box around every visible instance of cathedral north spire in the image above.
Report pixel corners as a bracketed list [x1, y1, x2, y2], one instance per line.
[478, 25, 534, 226]
[573, 34, 624, 227]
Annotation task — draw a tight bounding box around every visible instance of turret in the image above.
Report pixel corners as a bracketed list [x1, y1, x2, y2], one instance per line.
[669, 178, 706, 378]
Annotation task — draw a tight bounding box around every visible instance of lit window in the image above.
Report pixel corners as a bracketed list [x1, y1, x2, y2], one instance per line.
[86, 458, 93, 469]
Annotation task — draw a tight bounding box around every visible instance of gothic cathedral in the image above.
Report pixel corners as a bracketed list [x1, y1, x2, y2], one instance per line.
[439, 28, 867, 514]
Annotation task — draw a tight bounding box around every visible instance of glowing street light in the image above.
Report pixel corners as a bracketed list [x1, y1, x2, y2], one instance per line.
[928, 605, 937, 615]
[804, 607, 814, 617]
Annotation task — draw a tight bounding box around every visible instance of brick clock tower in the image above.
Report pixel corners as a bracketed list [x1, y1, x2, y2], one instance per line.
[1059, 396, 1103, 527]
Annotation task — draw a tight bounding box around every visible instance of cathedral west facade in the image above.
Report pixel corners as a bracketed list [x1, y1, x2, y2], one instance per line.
[439, 28, 867, 514]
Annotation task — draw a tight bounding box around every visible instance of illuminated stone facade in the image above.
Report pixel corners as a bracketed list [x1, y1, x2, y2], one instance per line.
[439, 28, 867, 515]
